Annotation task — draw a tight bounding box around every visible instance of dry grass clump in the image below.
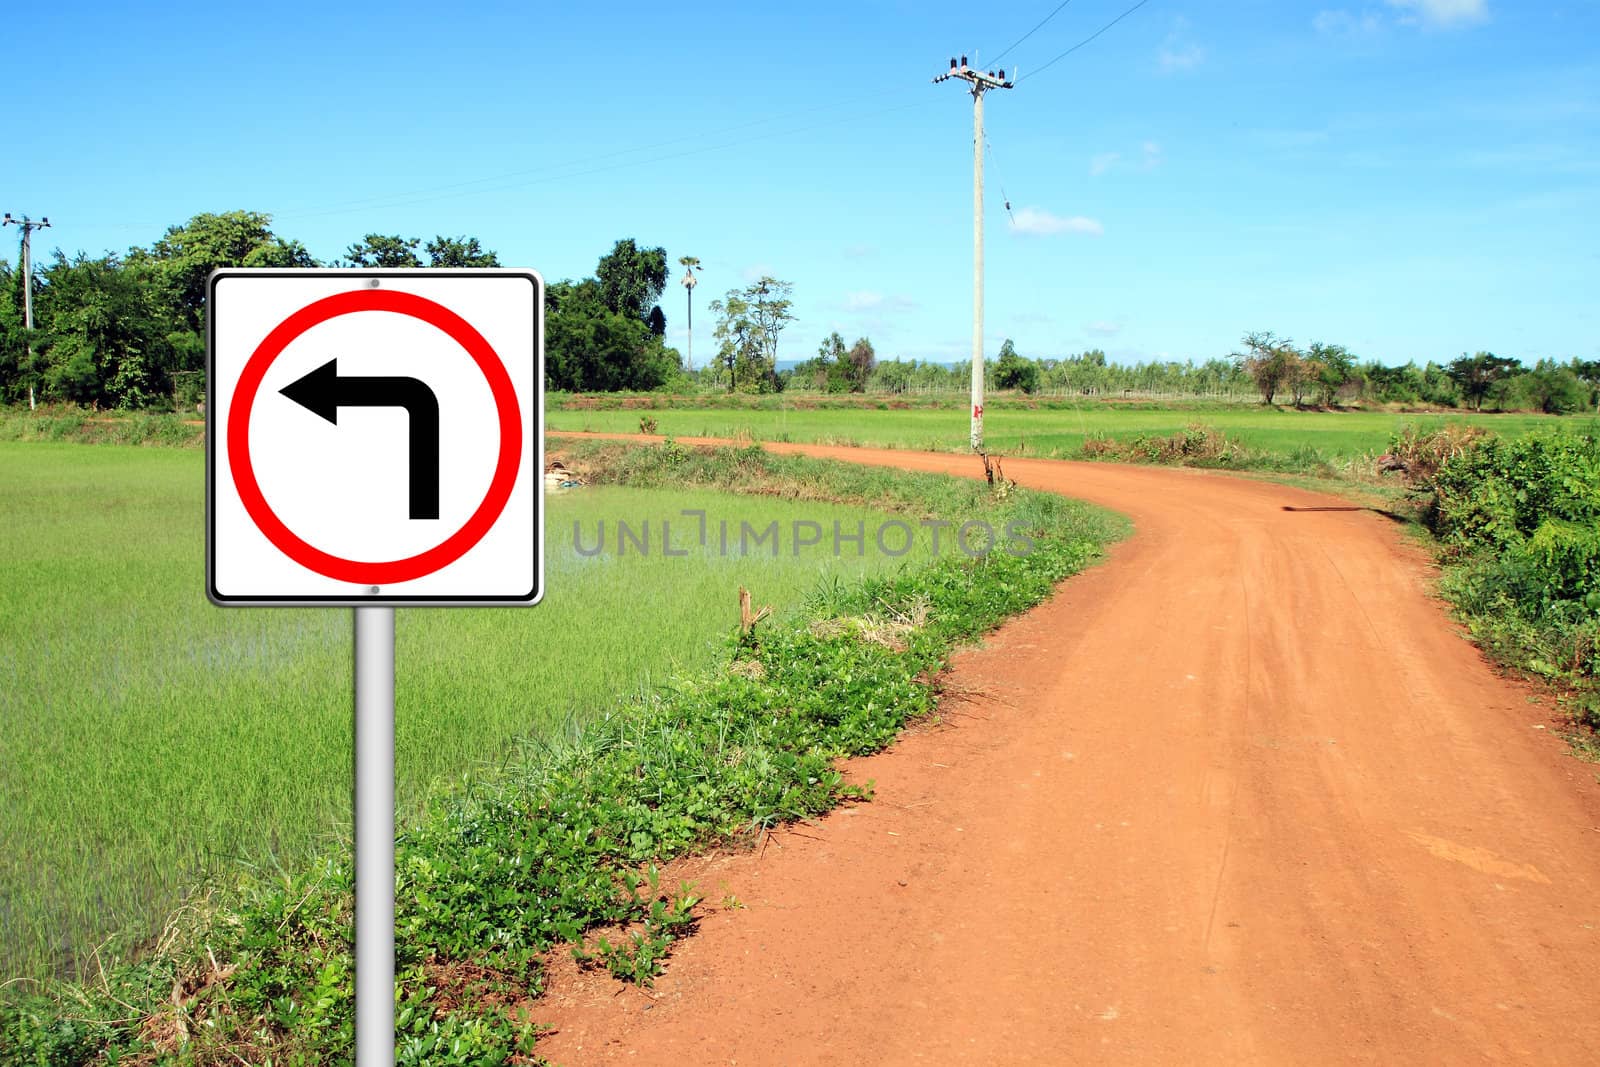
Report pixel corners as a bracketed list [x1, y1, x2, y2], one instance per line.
[1081, 424, 1244, 464]
[1377, 424, 1491, 485]
[808, 597, 930, 652]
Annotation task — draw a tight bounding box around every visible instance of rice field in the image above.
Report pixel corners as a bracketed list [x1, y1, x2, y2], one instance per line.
[546, 404, 1598, 460]
[0, 442, 943, 982]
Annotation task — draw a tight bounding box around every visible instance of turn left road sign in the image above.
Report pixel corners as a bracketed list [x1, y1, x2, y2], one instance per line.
[207, 269, 543, 606]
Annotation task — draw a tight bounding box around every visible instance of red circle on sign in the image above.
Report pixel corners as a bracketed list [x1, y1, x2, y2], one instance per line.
[228, 288, 523, 586]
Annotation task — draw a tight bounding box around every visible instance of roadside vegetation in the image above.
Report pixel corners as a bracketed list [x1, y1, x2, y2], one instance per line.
[1389, 427, 1600, 731]
[1, 441, 1125, 1066]
[0, 441, 957, 986]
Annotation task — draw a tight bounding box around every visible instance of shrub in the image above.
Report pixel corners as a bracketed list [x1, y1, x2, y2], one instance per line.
[1428, 431, 1600, 552]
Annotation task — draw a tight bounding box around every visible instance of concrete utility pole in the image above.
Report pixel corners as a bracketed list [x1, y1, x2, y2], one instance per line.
[679, 256, 700, 373]
[933, 58, 1012, 451]
[3, 213, 51, 410]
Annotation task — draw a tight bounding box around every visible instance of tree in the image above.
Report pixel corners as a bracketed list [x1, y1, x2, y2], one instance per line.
[1233, 331, 1298, 405]
[345, 234, 421, 268]
[710, 277, 794, 393]
[33, 252, 181, 408]
[1571, 358, 1600, 411]
[1284, 349, 1314, 406]
[544, 278, 679, 392]
[1446, 351, 1521, 411]
[596, 239, 668, 327]
[709, 290, 760, 391]
[747, 276, 794, 391]
[424, 235, 499, 268]
[1306, 342, 1354, 406]
[796, 331, 847, 391]
[844, 337, 876, 393]
[1521, 359, 1589, 414]
[870, 358, 912, 394]
[130, 210, 315, 333]
[993, 338, 1039, 394]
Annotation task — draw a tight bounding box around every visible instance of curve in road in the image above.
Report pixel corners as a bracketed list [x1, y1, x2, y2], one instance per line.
[536, 440, 1600, 1065]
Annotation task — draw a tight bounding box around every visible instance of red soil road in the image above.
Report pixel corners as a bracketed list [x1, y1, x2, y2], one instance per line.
[537, 438, 1600, 1066]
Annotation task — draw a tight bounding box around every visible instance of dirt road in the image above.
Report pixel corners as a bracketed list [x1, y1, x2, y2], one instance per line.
[537, 440, 1600, 1065]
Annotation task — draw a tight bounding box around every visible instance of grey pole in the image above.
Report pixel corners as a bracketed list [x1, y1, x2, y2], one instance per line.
[971, 86, 985, 452]
[679, 259, 699, 375]
[3, 213, 49, 411]
[354, 606, 395, 1066]
[21, 225, 31, 412]
[931, 62, 1012, 452]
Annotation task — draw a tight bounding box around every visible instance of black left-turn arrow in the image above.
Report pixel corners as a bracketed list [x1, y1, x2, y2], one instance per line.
[280, 357, 440, 520]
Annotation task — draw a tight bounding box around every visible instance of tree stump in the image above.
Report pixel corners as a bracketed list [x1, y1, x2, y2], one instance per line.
[739, 587, 771, 637]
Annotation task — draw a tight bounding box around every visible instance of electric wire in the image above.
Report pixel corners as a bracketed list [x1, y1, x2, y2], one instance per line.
[1015, 0, 1155, 82]
[983, 138, 1017, 224]
[73, 1, 1151, 239]
[988, 0, 1077, 69]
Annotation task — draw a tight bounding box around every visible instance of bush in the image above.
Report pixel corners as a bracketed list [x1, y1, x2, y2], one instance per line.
[1428, 431, 1600, 552]
[1419, 429, 1600, 725]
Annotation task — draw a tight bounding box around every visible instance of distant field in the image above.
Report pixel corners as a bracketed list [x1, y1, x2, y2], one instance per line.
[546, 404, 1598, 460]
[0, 442, 942, 981]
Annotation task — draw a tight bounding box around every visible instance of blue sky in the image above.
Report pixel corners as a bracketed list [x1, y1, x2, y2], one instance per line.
[11, 1, 1598, 369]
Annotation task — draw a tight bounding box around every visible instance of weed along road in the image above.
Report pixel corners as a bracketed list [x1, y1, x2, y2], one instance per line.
[539, 436, 1600, 1065]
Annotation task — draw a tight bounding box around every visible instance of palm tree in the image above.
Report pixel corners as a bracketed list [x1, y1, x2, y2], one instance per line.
[678, 256, 701, 372]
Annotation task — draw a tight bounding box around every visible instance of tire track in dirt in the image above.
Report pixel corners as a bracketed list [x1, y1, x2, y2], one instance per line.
[536, 438, 1600, 1065]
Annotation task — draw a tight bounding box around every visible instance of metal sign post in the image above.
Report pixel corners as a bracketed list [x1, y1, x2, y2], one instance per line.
[354, 606, 395, 1065]
[206, 269, 543, 1065]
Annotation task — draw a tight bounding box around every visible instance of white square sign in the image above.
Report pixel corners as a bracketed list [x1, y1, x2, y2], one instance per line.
[207, 269, 543, 606]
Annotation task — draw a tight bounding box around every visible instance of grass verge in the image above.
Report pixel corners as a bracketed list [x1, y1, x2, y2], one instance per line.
[1, 441, 1125, 1066]
[1, 442, 938, 985]
[0, 406, 203, 448]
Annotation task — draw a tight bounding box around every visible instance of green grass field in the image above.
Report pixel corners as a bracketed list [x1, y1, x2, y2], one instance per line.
[0, 442, 945, 982]
[548, 403, 1598, 460]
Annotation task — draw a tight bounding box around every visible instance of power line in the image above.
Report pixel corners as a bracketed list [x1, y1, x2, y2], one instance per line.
[983, 138, 1016, 223]
[1016, 0, 1155, 83]
[988, 0, 1078, 69]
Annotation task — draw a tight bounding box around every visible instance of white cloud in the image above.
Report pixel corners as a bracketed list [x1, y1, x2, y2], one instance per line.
[1313, 9, 1383, 35]
[1385, 0, 1488, 27]
[1009, 207, 1103, 237]
[1317, 2, 1484, 36]
[842, 243, 876, 261]
[1085, 320, 1123, 337]
[1090, 142, 1161, 176]
[1158, 17, 1205, 72]
[1159, 43, 1206, 72]
[740, 263, 774, 282]
[842, 291, 917, 313]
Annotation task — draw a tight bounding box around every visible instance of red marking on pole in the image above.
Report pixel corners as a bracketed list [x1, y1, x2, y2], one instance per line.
[228, 288, 522, 585]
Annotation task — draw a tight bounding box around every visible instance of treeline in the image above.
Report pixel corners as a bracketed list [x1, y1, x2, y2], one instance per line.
[3, 210, 1595, 412]
[0, 211, 688, 409]
[828, 334, 1598, 413]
